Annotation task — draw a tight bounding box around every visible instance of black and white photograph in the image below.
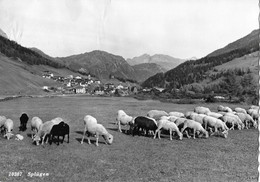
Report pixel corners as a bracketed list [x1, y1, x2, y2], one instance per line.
[0, 0, 259, 181]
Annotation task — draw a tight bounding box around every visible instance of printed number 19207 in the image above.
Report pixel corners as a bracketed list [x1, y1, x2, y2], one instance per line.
[9, 172, 22, 177]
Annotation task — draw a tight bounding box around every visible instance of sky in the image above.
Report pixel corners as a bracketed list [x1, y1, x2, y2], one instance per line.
[0, 0, 258, 59]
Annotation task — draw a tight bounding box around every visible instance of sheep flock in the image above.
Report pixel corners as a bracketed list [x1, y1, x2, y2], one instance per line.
[0, 105, 258, 147]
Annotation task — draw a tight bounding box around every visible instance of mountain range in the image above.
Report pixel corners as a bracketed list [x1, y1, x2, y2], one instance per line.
[0, 28, 258, 96]
[127, 54, 184, 71]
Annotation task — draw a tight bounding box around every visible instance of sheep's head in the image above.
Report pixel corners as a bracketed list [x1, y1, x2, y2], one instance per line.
[33, 135, 41, 145]
[104, 134, 113, 144]
[222, 130, 228, 138]
[4, 132, 14, 140]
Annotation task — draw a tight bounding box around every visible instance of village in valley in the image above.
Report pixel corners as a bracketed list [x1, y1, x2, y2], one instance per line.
[41, 71, 139, 96]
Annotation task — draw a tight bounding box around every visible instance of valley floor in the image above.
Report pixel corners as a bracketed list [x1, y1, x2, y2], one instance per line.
[0, 96, 258, 182]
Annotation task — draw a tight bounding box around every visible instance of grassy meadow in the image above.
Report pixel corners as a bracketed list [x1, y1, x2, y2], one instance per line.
[0, 96, 258, 182]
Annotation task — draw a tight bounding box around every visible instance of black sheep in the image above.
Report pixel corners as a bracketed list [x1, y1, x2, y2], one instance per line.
[132, 116, 157, 137]
[49, 121, 70, 145]
[19, 113, 29, 131]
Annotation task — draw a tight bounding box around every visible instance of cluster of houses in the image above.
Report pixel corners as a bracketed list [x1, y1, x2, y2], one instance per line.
[42, 71, 138, 96]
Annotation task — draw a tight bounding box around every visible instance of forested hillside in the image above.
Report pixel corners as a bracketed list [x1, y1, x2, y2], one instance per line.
[0, 35, 64, 68]
[142, 29, 259, 89]
[141, 29, 259, 104]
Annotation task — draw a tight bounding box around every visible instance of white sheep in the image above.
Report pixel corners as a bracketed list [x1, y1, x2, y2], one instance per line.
[235, 112, 256, 129]
[180, 119, 209, 139]
[147, 110, 168, 120]
[116, 110, 133, 133]
[3, 119, 14, 140]
[223, 112, 244, 129]
[224, 106, 233, 113]
[217, 105, 225, 112]
[168, 111, 184, 118]
[234, 107, 247, 114]
[81, 115, 113, 146]
[221, 115, 241, 130]
[31, 117, 43, 139]
[203, 116, 229, 138]
[217, 105, 232, 112]
[194, 106, 210, 114]
[33, 120, 56, 145]
[247, 109, 259, 122]
[154, 118, 183, 140]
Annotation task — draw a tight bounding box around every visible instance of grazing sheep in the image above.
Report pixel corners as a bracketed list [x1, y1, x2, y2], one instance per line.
[19, 113, 29, 131]
[194, 106, 210, 114]
[203, 116, 229, 138]
[168, 111, 185, 118]
[247, 109, 259, 122]
[223, 106, 233, 113]
[31, 117, 43, 139]
[181, 119, 208, 139]
[235, 113, 256, 129]
[116, 110, 133, 133]
[217, 105, 225, 112]
[147, 110, 168, 120]
[132, 116, 157, 137]
[223, 113, 244, 129]
[33, 120, 56, 145]
[3, 119, 14, 140]
[234, 107, 247, 114]
[81, 115, 113, 146]
[49, 121, 70, 145]
[218, 105, 233, 112]
[221, 115, 242, 130]
[206, 112, 223, 119]
[154, 118, 183, 140]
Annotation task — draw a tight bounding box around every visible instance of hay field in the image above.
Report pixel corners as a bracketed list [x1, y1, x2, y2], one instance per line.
[0, 96, 258, 182]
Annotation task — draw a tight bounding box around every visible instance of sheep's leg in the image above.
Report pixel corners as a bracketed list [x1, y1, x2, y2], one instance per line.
[118, 121, 122, 132]
[157, 130, 162, 139]
[153, 129, 158, 139]
[67, 134, 69, 143]
[169, 129, 172, 141]
[41, 133, 47, 145]
[95, 133, 99, 146]
[81, 126, 87, 144]
[193, 129, 196, 139]
[184, 130, 190, 138]
[45, 134, 49, 144]
[57, 135, 60, 145]
[230, 122, 234, 130]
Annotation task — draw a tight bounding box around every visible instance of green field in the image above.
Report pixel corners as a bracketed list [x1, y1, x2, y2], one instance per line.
[0, 96, 258, 182]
